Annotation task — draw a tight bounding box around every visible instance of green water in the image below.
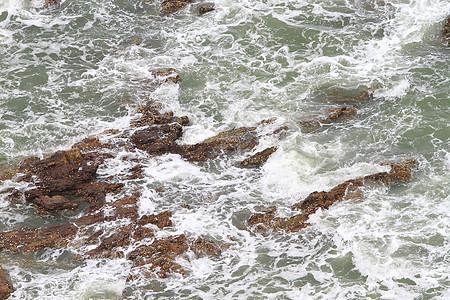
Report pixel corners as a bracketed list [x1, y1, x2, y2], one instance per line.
[0, 0, 449, 299]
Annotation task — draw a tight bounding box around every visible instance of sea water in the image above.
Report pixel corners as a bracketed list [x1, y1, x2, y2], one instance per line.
[0, 0, 449, 299]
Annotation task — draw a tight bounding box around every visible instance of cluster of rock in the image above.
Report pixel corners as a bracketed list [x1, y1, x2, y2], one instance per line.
[248, 159, 418, 234]
[0, 64, 421, 297]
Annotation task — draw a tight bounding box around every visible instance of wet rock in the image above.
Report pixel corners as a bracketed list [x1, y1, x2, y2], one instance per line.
[0, 168, 18, 182]
[33, 195, 79, 212]
[190, 236, 222, 257]
[151, 68, 181, 84]
[0, 265, 13, 300]
[17, 149, 120, 210]
[249, 159, 418, 233]
[85, 226, 133, 259]
[300, 106, 357, 133]
[130, 123, 183, 155]
[0, 223, 78, 253]
[126, 234, 223, 279]
[175, 126, 259, 162]
[43, 0, 59, 8]
[198, 4, 215, 15]
[161, 0, 193, 15]
[127, 164, 144, 179]
[131, 101, 189, 127]
[71, 137, 108, 152]
[138, 211, 173, 229]
[127, 235, 189, 278]
[442, 17, 450, 46]
[240, 147, 278, 168]
[326, 85, 381, 103]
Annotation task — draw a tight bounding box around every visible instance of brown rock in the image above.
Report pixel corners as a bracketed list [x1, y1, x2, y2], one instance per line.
[33, 195, 79, 212]
[151, 68, 181, 84]
[130, 124, 183, 155]
[138, 211, 173, 229]
[240, 147, 277, 167]
[443, 17, 450, 46]
[300, 106, 357, 133]
[249, 159, 418, 233]
[198, 5, 215, 15]
[71, 137, 107, 152]
[0, 223, 78, 253]
[161, 0, 193, 14]
[174, 126, 259, 162]
[0, 265, 13, 300]
[131, 101, 189, 127]
[43, 0, 59, 8]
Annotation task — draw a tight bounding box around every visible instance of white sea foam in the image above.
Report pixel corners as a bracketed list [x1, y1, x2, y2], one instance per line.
[1, 0, 449, 298]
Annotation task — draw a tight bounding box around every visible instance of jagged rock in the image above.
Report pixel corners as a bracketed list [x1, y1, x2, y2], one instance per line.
[127, 235, 189, 278]
[442, 17, 450, 46]
[240, 147, 278, 167]
[126, 234, 223, 279]
[138, 211, 172, 229]
[190, 236, 222, 257]
[71, 137, 108, 152]
[0, 265, 13, 300]
[33, 195, 79, 212]
[127, 164, 144, 179]
[131, 101, 189, 127]
[0, 223, 78, 253]
[248, 159, 418, 233]
[151, 68, 181, 84]
[300, 106, 357, 133]
[198, 4, 215, 15]
[174, 126, 259, 162]
[130, 123, 183, 155]
[16, 149, 121, 211]
[161, 0, 193, 14]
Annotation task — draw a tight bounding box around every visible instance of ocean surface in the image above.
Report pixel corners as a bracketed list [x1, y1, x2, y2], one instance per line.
[0, 0, 449, 299]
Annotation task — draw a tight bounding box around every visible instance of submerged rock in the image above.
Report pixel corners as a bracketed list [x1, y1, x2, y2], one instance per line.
[0, 266, 13, 300]
[248, 159, 418, 234]
[300, 106, 357, 133]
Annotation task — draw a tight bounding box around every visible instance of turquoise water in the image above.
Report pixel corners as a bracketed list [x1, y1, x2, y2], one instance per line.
[1, 0, 449, 299]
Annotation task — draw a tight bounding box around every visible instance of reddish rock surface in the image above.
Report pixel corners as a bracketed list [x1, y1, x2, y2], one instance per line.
[161, 0, 193, 14]
[249, 159, 418, 233]
[240, 147, 278, 168]
[0, 266, 13, 300]
[443, 17, 450, 45]
[174, 126, 259, 162]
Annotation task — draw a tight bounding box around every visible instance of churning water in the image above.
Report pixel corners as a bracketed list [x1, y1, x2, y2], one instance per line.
[0, 0, 449, 299]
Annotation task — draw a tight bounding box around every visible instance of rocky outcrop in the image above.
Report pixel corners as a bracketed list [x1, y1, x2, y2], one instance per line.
[174, 126, 260, 162]
[161, 0, 193, 14]
[248, 159, 418, 234]
[0, 266, 13, 300]
[240, 147, 278, 167]
[15, 149, 122, 213]
[443, 17, 450, 46]
[198, 4, 215, 15]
